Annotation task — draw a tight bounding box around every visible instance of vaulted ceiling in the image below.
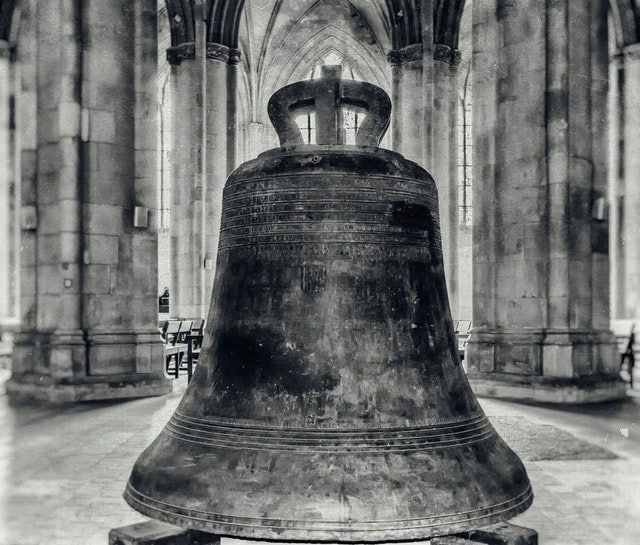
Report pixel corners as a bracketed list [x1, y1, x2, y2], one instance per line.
[238, 0, 394, 123]
[161, 0, 640, 54]
[0, 0, 17, 41]
[610, 0, 640, 46]
[163, 0, 472, 51]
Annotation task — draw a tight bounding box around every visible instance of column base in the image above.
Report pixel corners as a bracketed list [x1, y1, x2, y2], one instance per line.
[465, 328, 626, 403]
[5, 372, 172, 404]
[467, 372, 627, 404]
[7, 328, 173, 403]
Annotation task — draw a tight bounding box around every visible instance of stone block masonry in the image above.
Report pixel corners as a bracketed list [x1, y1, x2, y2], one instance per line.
[7, 0, 171, 403]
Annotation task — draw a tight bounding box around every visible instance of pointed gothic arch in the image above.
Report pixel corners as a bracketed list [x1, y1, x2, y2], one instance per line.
[262, 25, 390, 109]
[434, 0, 466, 50]
[0, 0, 17, 41]
[608, 0, 640, 47]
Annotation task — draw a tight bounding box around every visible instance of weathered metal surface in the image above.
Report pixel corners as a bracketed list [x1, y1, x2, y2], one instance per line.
[125, 70, 532, 542]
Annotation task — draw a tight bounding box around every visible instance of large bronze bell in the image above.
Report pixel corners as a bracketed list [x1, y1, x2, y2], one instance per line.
[125, 67, 533, 542]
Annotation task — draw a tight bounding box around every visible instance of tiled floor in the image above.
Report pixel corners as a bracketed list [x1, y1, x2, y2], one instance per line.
[0, 371, 638, 545]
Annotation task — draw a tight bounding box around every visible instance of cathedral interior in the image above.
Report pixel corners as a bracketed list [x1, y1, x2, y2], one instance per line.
[0, 0, 639, 544]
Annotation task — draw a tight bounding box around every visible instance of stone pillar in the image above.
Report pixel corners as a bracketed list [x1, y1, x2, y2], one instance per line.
[8, 0, 171, 403]
[620, 44, 640, 323]
[466, 0, 625, 403]
[388, 43, 460, 318]
[0, 38, 21, 332]
[207, 43, 239, 289]
[167, 40, 239, 320]
[226, 48, 240, 173]
[388, 44, 424, 164]
[0, 41, 11, 326]
[432, 44, 460, 321]
[608, 52, 624, 322]
[16, 0, 37, 340]
[167, 43, 203, 320]
[246, 121, 268, 161]
[610, 43, 640, 363]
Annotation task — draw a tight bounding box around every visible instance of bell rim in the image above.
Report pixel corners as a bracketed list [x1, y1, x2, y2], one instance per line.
[124, 482, 533, 542]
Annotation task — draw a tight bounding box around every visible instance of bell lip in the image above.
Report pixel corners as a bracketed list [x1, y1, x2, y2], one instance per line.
[124, 482, 533, 542]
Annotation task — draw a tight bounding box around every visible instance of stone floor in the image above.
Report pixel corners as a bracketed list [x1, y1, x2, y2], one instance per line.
[0, 370, 638, 545]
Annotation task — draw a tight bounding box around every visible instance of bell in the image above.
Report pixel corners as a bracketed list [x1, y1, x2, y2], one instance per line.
[124, 66, 533, 542]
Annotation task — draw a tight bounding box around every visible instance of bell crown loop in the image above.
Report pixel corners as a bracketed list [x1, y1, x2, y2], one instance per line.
[267, 65, 392, 148]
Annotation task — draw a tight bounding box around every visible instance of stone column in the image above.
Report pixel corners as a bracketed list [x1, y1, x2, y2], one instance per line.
[16, 0, 37, 340]
[0, 39, 21, 331]
[465, 0, 625, 403]
[620, 44, 640, 323]
[226, 48, 240, 173]
[388, 43, 460, 318]
[432, 44, 460, 321]
[0, 41, 11, 326]
[167, 41, 239, 320]
[608, 52, 624, 322]
[167, 42, 202, 320]
[8, 0, 171, 403]
[246, 121, 268, 162]
[207, 43, 239, 290]
[388, 44, 425, 165]
[610, 43, 640, 367]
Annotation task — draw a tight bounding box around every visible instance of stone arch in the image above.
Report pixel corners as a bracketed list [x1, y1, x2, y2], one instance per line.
[236, 0, 392, 159]
[0, 0, 16, 41]
[164, 0, 196, 46]
[212, 0, 426, 53]
[384, 0, 421, 49]
[165, 0, 247, 48]
[434, 0, 466, 50]
[261, 26, 390, 116]
[608, 0, 640, 47]
[207, 0, 246, 47]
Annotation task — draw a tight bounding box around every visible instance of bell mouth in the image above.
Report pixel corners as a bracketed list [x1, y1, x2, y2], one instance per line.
[124, 407, 533, 542]
[124, 482, 533, 543]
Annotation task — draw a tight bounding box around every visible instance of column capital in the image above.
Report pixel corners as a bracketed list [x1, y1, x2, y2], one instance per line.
[0, 39, 13, 59]
[387, 43, 423, 65]
[433, 43, 461, 66]
[623, 42, 640, 60]
[167, 42, 242, 65]
[167, 42, 195, 65]
[206, 42, 242, 64]
[610, 51, 625, 67]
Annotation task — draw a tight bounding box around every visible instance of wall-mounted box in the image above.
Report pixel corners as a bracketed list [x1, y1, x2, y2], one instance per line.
[133, 206, 149, 228]
[21, 205, 38, 230]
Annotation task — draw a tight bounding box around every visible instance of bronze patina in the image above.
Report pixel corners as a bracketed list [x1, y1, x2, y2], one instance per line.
[125, 67, 533, 542]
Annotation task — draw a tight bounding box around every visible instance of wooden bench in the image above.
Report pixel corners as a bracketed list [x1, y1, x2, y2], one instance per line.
[455, 319, 472, 365]
[612, 320, 637, 388]
[183, 319, 206, 382]
[162, 320, 190, 379]
[161, 319, 206, 381]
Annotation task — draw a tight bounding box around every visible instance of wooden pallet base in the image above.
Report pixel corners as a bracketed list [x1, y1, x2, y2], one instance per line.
[110, 521, 538, 545]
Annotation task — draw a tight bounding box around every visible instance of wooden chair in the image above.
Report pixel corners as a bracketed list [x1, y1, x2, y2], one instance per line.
[182, 320, 205, 382]
[191, 318, 205, 335]
[164, 321, 188, 379]
[184, 332, 204, 382]
[175, 320, 193, 344]
[454, 320, 472, 364]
